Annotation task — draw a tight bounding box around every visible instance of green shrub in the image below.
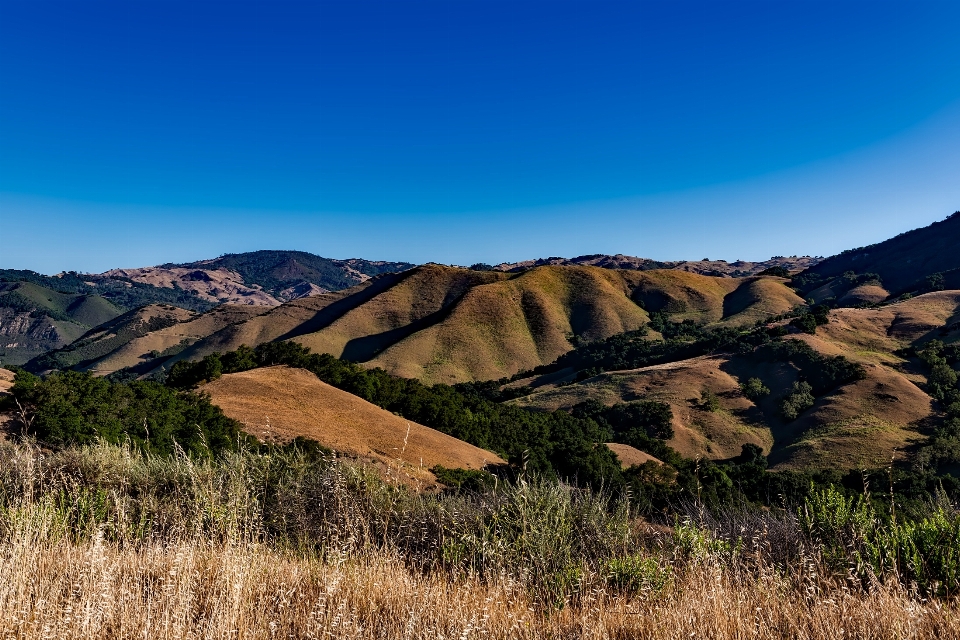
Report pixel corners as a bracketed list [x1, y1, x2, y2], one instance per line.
[699, 389, 721, 412]
[740, 377, 770, 401]
[10, 369, 250, 457]
[606, 555, 672, 596]
[781, 381, 815, 420]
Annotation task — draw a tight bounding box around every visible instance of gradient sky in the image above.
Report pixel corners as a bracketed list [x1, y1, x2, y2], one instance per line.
[2, 0, 959, 273]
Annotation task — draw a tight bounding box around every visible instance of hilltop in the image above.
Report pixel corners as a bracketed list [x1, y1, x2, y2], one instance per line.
[795, 211, 960, 300]
[110, 250, 416, 305]
[490, 254, 820, 276]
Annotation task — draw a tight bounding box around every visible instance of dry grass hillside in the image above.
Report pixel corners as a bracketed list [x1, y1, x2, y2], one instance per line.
[145, 265, 803, 384]
[104, 267, 282, 305]
[605, 442, 663, 468]
[356, 265, 650, 383]
[621, 271, 803, 326]
[31, 304, 271, 375]
[202, 366, 504, 486]
[511, 355, 775, 461]
[85, 304, 271, 375]
[510, 295, 960, 471]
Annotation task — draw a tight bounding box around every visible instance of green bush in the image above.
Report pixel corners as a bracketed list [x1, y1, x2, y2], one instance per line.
[10, 369, 250, 457]
[699, 389, 721, 412]
[740, 377, 770, 401]
[781, 381, 815, 420]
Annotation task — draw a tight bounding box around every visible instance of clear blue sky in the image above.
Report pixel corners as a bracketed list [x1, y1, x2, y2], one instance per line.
[2, 0, 959, 273]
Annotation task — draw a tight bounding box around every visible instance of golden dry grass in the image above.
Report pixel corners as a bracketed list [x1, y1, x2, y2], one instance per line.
[5, 532, 960, 639]
[0, 368, 13, 394]
[605, 443, 663, 468]
[716, 277, 805, 327]
[111, 265, 808, 385]
[363, 265, 649, 383]
[1, 438, 959, 639]
[511, 355, 773, 461]
[83, 304, 270, 375]
[202, 366, 503, 485]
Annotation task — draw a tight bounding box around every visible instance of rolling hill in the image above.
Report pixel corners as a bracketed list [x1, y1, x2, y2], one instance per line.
[25, 303, 272, 374]
[3, 252, 415, 368]
[109, 250, 417, 304]
[142, 265, 803, 384]
[491, 254, 820, 276]
[797, 211, 960, 298]
[201, 365, 504, 486]
[509, 291, 960, 471]
[0, 282, 124, 365]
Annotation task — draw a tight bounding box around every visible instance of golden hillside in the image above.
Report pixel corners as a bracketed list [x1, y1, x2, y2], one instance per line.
[202, 366, 504, 486]
[153, 265, 802, 384]
[509, 293, 960, 471]
[84, 304, 271, 375]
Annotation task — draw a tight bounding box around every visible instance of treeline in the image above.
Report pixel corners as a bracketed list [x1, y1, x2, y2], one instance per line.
[6, 369, 254, 457]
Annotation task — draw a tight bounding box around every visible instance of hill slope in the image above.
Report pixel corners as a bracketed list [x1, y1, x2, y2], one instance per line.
[26, 303, 271, 374]
[202, 366, 504, 485]
[510, 292, 959, 471]
[149, 265, 802, 384]
[0, 282, 124, 365]
[105, 250, 416, 305]
[799, 211, 960, 296]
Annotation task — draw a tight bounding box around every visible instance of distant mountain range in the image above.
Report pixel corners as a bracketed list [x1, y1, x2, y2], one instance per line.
[5, 210, 960, 475]
[1, 252, 415, 364]
[4, 211, 959, 368]
[487, 254, 821, 277]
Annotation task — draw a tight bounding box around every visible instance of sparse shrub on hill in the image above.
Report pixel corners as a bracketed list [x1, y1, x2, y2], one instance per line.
[757, 339, 866, 395]
[789, 303, 831, 334]
[699, 389, 722, 412]
[781, 381, 815, 421]
[757, 265, 790, 278]
[740, 377, 770, 401]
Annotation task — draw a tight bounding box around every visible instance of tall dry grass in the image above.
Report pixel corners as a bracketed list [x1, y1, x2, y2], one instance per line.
[0, 439, 958, 639]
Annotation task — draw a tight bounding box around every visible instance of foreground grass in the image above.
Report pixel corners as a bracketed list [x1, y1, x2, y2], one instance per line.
[0, 440, 958, 638]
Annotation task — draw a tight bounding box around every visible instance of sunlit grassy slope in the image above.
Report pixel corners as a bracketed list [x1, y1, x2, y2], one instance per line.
[512, 292, 960, 471]
[152, 265, 801, 384]
[202, 365, 504, 486]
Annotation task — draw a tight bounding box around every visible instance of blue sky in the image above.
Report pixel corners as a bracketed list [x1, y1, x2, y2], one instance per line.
[2, 0, 959, 273]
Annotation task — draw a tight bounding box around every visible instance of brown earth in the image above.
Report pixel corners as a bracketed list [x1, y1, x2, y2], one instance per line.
[0, 368, 14, 436]
[605, 443, 663, 468]
[0, 368, 13, 394]
[202, 366, 504, 486]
